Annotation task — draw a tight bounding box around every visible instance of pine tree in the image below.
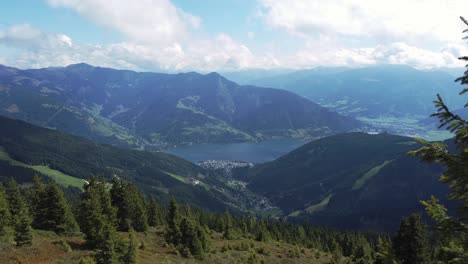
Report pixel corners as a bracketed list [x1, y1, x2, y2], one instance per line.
[165, 198, 181, 246]
[32, 180, 78, 233]
[14, 204, 33, 247]
[223, 208, 235, 240]
[5, 178, 33, 246]
[94, 222, 117, 264]
[110, 178, 147, 232]
[147, 197, 162, 227]
[197, 223, 209, 255]
[110, 178, 130, 231]
[375, 237, 397, 264]
[6, 179, 24, 217]
[331, 241, 343, 264]
[0, 183, 11, 235]
[132, 190, 148, 232]
[409, 16, 468, 263]
[393, 214, 430, 264]
[78, 177, 116, 247]
[122, 229, 137, 264]
[256, 221, 271, 242]
[179, 217, 206, 258]
[353, 239, 374, 264]
[31, 175, 47, 229]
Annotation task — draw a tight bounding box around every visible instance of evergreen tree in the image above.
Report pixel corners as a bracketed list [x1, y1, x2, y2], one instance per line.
[165, 198, 181, 246]
[14, 203, 33, 247]
[331, 241, 343, 264]
[94, 222, 117, 264]
[31, 175, 47, 229]
[197, 223, 210, 255]
[179, 217, 207, 258]
[110, 178, 130, 231]
[78, 177, 116, 247]
[5, 178, 33, 246]
[256, 221, 271, 242]
[410, 16, 468, 263]
[6, 179, 25, 217]
[393, 214, 430, 264]
[147, 197, 162, 227]
[122, 229, 137, 264]
[223, 208, 235, 240]
[132, 190, 148, 232]
[375, 237, 397, 264]
[110, 178, 147, 232]
[32, 180, 78, 233]
[0, 183, 11, 235]
[353, 239, 374, 264]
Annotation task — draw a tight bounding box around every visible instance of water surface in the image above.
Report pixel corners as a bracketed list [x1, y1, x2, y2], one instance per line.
[164, 139, 307, 163]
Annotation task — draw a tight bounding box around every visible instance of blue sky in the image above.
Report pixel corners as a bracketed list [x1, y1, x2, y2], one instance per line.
[0, 0, 467, 71]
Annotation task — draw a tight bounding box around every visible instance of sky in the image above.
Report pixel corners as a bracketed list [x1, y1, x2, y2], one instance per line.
[0, 0, 467, 72]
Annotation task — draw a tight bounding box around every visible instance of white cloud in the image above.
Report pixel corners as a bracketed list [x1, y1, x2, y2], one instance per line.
[259, 0, 467, 46]
[284, 42, 467, 69]
[0, 24, 280, 71]
[0, 24, 72, 50]
[47, 0, 196, 45]
[256, 0, 468, 69]
[0, 0, 466, 70]
[39, 0, 274, 71]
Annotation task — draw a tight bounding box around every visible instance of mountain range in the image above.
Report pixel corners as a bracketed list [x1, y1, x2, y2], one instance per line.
[237, 65, 465, 139]
[245, 65, 464, 118]
[0, 63, 361, 149]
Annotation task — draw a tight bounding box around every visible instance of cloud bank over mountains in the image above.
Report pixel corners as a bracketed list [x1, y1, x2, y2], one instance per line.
[0, 0, 467, 71]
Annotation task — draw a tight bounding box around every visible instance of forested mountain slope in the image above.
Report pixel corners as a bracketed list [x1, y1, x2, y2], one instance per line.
[244, 132, 449, 230]
[0, 116, 244, 211]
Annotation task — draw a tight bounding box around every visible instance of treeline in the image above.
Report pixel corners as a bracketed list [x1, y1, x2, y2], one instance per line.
[1, 174, 464, 264]
[0, 175, 387, 263]
[0, 174, 464, 263]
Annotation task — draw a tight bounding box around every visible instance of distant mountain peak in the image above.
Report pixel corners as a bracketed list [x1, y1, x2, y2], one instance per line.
[65, 63, 95, 70]
[65, 62, 95, 68]
[206, 72, 221, 77]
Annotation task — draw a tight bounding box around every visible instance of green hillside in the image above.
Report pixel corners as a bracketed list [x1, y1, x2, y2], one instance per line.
[244, 132, 448, 230]
[0, 116, 242, 211]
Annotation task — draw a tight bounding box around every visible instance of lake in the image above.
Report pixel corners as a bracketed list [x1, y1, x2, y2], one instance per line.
[164, 139, 307, 163]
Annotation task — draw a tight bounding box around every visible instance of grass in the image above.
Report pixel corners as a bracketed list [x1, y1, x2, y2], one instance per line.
[288, 194, 334, 217]
[0, 148, 11, 161]
[164, 172, 188, 183]
[288, 210, 302, 217]
[0, 229, 90, 264]
[0, 147, 85, 190]
[0, 227, 336, 264]
[134, 227, 335, 264]
[31, 165, 85, 190]
[352, 160, 393, 190]
[164, 172, 210, 190]
[305, 194, 334, 214]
